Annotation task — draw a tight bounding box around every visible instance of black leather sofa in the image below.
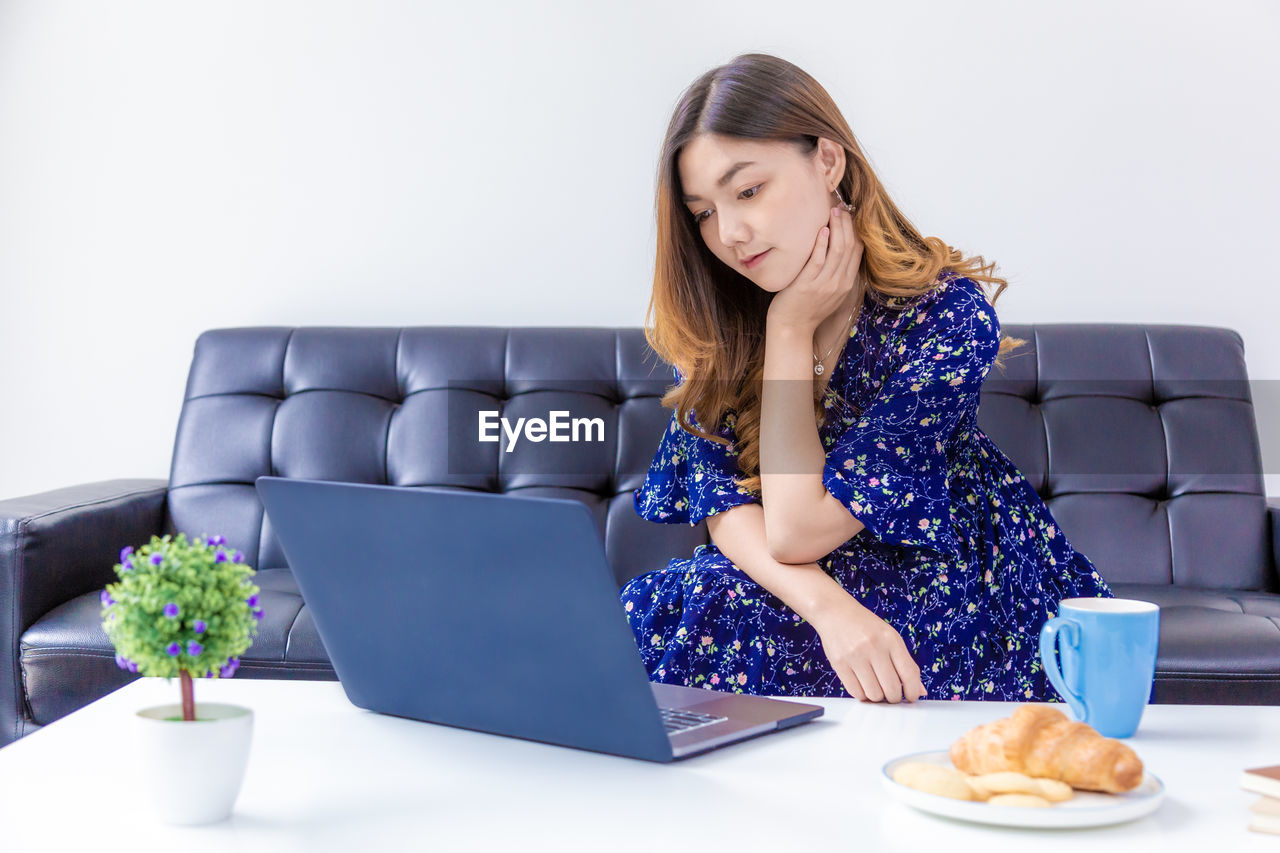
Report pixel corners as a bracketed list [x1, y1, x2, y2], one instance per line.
[3, 324, 1278, 748]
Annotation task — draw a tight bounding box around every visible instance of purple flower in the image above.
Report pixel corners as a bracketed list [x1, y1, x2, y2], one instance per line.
[165, 642, 181, 656]
[186, 640, 203, 656]
[220, 657, 240, 678]
[100, 589, 114, 607]
[149, 553, 163, 566]
[253, 609, 264, 621]
[214, 550, 228, 564]
[233, 550, 244, 563]
[114, 653, 133, 671]
[193, 619, 207, 634]
[246, 594, 259, 608]
[208, 534, 226, 546]
[121, 558, 133, 572]
[163, 602, 179, 618]
[119, 546, 134, 563]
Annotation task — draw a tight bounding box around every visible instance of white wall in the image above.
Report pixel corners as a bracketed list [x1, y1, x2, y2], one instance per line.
[2, 0, 1278, 499]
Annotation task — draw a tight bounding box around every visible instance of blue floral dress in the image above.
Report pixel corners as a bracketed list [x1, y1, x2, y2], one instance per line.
[623, 270, 1114, 701]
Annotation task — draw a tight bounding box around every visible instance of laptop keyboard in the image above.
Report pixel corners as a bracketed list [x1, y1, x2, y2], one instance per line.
[659, 706, 729, 735]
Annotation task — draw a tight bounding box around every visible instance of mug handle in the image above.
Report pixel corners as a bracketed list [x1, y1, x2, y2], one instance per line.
[1039, 617, 1086, 719]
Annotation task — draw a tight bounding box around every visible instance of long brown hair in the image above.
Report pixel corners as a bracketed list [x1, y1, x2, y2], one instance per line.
[642, 53, 1027, 496]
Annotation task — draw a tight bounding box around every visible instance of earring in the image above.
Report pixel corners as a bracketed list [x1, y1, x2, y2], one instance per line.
[833, 185, 855, 213]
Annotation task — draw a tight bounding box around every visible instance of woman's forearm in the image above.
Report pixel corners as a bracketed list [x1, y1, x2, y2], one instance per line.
[759, 320, 831, 555]
[706, 503, 852, 630]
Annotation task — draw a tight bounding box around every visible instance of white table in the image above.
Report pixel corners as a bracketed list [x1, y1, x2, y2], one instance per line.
[1, 677, 1277, 851]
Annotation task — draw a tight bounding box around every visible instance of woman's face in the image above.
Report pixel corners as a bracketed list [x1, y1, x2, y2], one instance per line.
[677, 133, 843, 293]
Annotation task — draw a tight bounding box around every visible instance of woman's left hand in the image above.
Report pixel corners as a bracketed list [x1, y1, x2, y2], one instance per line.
[766, 204, 864, 335]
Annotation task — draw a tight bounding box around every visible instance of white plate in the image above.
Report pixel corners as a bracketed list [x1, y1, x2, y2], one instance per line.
[881, 750, 1165, 829]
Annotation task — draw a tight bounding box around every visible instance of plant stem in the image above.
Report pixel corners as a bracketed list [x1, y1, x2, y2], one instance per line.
[180, 669, 195, 721]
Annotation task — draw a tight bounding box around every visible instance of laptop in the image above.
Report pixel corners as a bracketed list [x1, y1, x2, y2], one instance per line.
[254, 476, 824, 762]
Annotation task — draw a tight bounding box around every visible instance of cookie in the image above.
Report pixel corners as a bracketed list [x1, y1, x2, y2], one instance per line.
[967, 771, 1040, 799]
[988, 793, 1052, 808]
[891, 762, 937, 786]
[967, 771, 1074, 803]
[1032, 778, 1074, 803]
[892, 762, 974, 801]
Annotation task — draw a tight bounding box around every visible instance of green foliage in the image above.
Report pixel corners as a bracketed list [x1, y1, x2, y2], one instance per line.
[101, 533, 261, 679]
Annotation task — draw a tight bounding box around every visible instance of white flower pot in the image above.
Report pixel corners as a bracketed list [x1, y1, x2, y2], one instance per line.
[133, 702, 254, 825]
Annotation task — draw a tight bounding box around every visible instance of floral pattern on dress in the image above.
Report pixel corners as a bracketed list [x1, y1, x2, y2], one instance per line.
[633, 372, 761, 527]
[624, 270, 1115, 702]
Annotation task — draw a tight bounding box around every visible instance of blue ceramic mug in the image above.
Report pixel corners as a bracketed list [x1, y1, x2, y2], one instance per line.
[1038, 598, 1159, 738]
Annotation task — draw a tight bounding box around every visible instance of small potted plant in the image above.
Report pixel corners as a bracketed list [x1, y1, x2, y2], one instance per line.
[101, 532, 263, 825]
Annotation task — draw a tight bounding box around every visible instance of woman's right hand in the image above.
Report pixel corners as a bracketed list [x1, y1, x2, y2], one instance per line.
[811, 594, 927, 703]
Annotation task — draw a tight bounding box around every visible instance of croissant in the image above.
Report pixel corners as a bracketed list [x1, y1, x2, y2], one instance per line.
[949, 705, 1144, 793]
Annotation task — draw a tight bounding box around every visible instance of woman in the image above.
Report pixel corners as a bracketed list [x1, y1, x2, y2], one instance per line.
[622, 52, 1114, 704]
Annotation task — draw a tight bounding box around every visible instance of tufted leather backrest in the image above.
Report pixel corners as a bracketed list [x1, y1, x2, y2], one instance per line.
[983, 324, 1272, 592]
[163, 324, 1274, 593]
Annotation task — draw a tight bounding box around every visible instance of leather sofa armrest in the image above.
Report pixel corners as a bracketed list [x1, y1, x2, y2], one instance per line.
[0, 479, 169, 620]
[0, 478, 168, 744]
[1270, 497, 1280, 583]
